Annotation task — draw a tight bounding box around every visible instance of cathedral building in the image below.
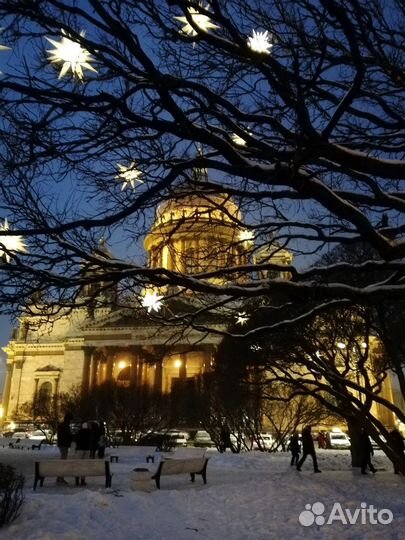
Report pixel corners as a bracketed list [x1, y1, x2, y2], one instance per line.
[0, 174, 292, 424]
[0, 171, 400, 433]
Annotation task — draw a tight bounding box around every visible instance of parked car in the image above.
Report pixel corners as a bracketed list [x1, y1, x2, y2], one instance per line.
[326, 429, 351, 449]
[11, 431, 30, 440]
[251, 433, 274, 451]
[30, 430, 52, 442]
[193, 430, 215, 448]
[166, 430, 190, 447]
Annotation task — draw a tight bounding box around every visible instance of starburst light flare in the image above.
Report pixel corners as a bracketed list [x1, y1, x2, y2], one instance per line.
[239, 229, 254, 242]
[247, 30, 273, 55]
[232, 133, 246, 146]
[116, 162, 143, 190]
[141, 291, 164, 313]
[250, 344, 262, 352]
[0, 218, 28, 263]
[236, 312, 249, 326]
[46, 29, 97, 80]
[174, 3, 219, 36]
[0, 29, 10, 51]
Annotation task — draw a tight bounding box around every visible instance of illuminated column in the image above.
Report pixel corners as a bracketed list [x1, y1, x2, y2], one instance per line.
[106, 351, 114, 381]
[81, 347, 93, 393]
[179, 352, 187, 379]
[1, 363, 14, 422]
[89, 351, 98, 390]
[154, 361, 163, 392]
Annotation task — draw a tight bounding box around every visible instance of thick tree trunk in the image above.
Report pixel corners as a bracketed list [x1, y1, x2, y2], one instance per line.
[347, 418, 363, 467]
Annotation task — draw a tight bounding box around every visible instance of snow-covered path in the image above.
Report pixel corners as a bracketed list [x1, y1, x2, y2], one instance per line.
[1, 446, 404, 540]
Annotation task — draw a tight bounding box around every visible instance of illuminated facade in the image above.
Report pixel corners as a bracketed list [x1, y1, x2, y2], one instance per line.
[1, 175, 292, 423]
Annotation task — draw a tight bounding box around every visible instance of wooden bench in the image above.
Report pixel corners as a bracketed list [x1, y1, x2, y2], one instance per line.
[34, 459, 112, 490]
[151, 456, 209, 489]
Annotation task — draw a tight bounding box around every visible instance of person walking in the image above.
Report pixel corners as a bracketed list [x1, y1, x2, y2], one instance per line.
[359, 427, 376, 475]
[289, 432, 301, 466]
[89, 421, 100, 458]
[390, 429, 404, 474]
[75, 422, 92, 485]
[296, 426, 321, 473]
[56, 413, 73, 484]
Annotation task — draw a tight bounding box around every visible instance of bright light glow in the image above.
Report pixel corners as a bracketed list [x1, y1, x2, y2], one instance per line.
[118, 361, 127, 369]
[247, 30, 273, 55]
[0, 405, 3, 418]
[46, 29, 97, 80]
[174, 359, 182, 368]
[141, 291, 164, 313]
[116, 162, 143, 190]
[0, 218, 28, 263]
[236, 312, 249, 326]
[239, 229, 254, 242]
[336, 342, 346, 349]
[361, 342, 367, 349]
[250, 344, 262, 352]
[175, 4, 219, 36]
[232, 133, 246, 146]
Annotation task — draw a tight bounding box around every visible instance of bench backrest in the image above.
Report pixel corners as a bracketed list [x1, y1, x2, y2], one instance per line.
[173, 448, 206, 459]
[160, 457, 206, 476]
[37, 459, 107, 477]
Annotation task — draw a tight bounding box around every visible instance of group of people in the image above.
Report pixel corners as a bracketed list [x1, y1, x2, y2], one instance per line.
[56, 414, 107, 485]
[288, 425, 405, 475]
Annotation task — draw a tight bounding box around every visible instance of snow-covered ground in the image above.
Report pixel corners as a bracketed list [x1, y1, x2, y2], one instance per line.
[0, 445, 404, 540]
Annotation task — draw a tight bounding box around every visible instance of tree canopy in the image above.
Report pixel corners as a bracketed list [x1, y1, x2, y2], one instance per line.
[0, 0, 404, 329]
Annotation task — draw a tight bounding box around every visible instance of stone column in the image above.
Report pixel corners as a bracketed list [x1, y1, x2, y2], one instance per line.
[154, 361, 163, 392]
[1, 363, 14, 422]
[105, 349, 114, 381]
[81, 347, 93, 393]
[89, 351, 98, 390]
[179, 352, 187, 379]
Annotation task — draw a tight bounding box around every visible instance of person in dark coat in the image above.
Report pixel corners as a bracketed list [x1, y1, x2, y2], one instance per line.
[97, 421, 107, 459]
[289, 432, 301, 465]
[76, 422, 92, 485]
[288, 432, 301, 466]
[359, 427, 376, 475]
[296, 426, 321, 473]
[220, 426, 232, 453]
[390, 429, 405, 474]
[89, 421, 101, 458]
[56, 413, 73, 484]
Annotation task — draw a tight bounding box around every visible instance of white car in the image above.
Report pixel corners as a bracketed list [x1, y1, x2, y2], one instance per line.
[251, 433, 274, 451]
[193, 430, 215, 448]
[30, 430, 51, 441]
[327, 430, 351, 449]
[166, 430, 190, 447]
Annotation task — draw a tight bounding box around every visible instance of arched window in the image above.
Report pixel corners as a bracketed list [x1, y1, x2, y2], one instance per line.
[38, 381, 52, 400]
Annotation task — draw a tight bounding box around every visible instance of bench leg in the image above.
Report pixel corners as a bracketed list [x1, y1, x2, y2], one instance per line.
[201, 470, 207, 484]
[154, 476, 160, 489]
[40, 477, 44, 487]
[190, 473, 195, 483]
[75, 477, 80, 486]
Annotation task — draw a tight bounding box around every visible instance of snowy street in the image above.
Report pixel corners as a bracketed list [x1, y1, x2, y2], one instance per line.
[1, 445, 404, 540]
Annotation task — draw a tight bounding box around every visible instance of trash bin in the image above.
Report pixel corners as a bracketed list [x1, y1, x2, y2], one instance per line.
[131, 468, 152, 492]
